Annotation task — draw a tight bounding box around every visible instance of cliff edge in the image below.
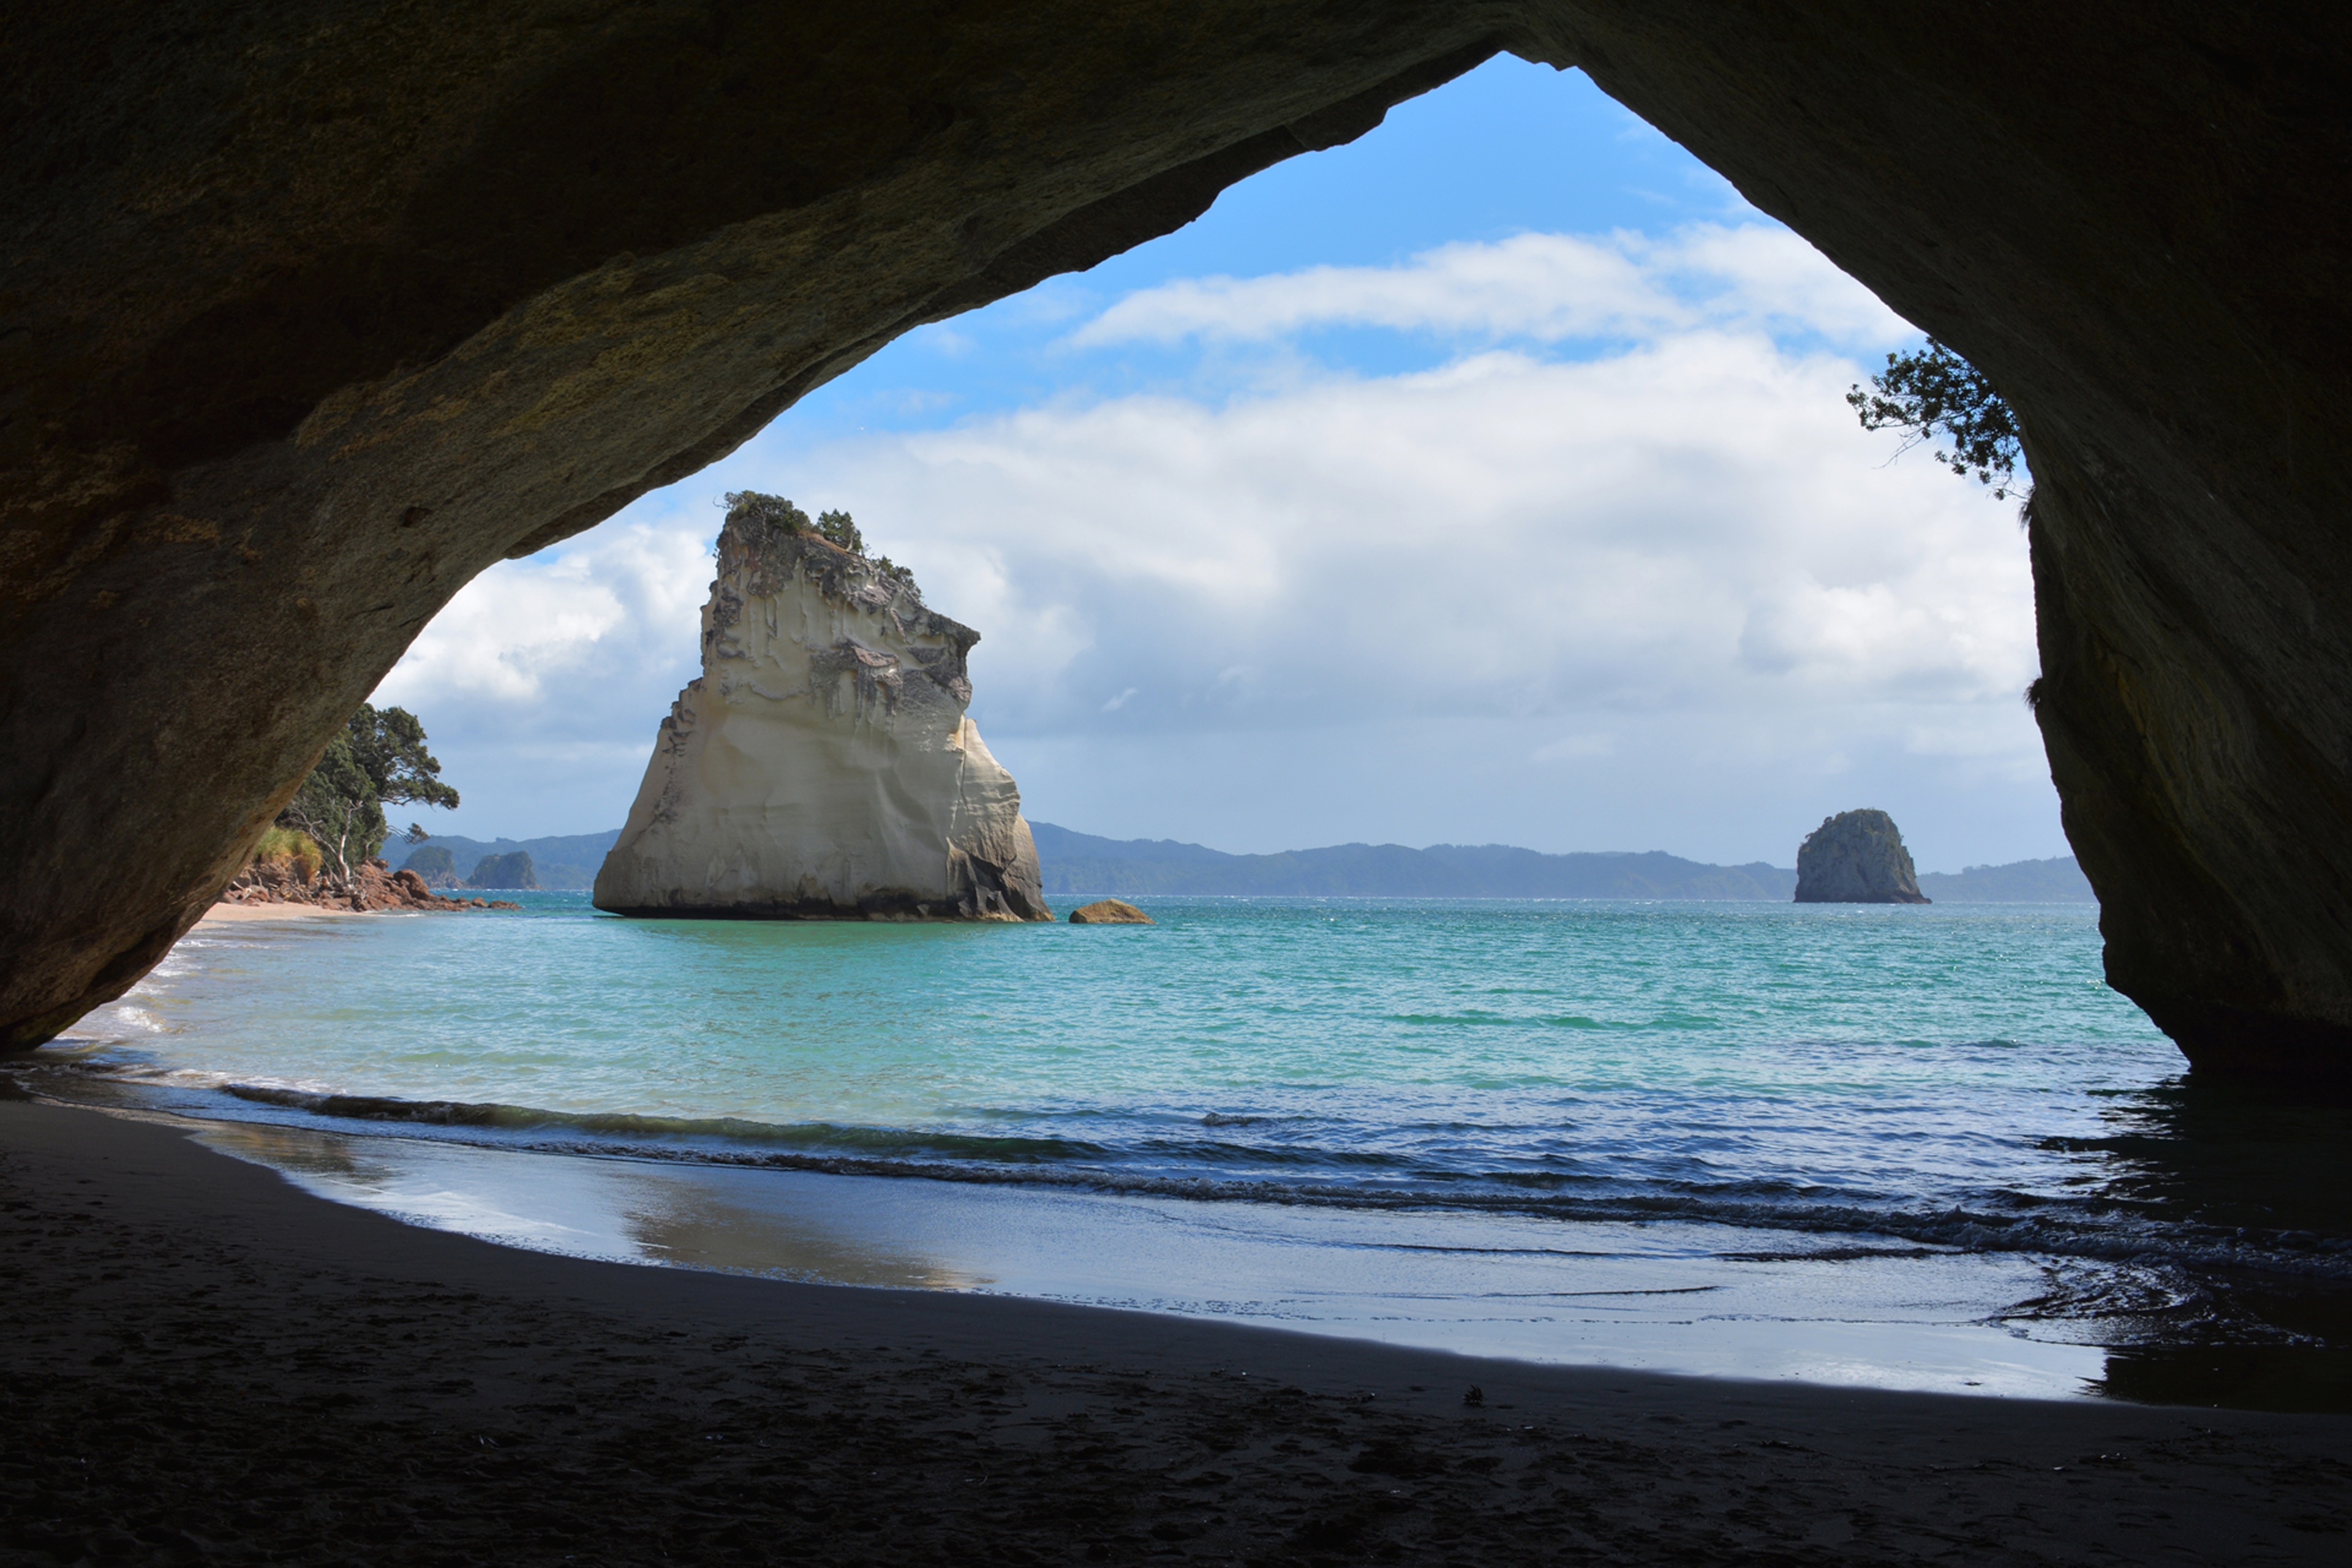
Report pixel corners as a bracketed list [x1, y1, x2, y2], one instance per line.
[1793, 810, 1931, 905]
[594, 497, 1049, 922]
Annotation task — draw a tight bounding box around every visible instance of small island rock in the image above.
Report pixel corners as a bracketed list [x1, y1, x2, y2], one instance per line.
[468, 850, 538, 890]
[1793, 810, 1931, 903]
[399, 845, 462, 888]
[1069, 899, 1153, 925]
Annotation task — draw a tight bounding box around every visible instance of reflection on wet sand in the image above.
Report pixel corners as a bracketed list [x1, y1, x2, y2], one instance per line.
[194, 1121, 987, 1291]
[614, 1181, 985, 1289]
[2062, 1077, 2352, 1411]
[187, 1115, 2118, 1400]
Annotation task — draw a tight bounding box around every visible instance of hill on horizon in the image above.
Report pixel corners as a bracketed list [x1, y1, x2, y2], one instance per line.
[395, 829, 621, 891]
[1028, 822, 1797, 900]
[396, 823, 2095, 902]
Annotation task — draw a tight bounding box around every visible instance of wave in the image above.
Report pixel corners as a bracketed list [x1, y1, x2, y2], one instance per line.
[218, 1084, 1110, 1164]
[19, 1064, 2348, 1289]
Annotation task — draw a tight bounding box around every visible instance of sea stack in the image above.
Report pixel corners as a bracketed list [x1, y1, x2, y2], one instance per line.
[593, 495, 1050, 921]
[1793, 810, 1931, 904]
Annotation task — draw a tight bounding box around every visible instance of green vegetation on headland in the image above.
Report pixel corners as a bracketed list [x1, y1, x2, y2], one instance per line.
[274, 704, 459, 879]
[725, 490, 919, 596]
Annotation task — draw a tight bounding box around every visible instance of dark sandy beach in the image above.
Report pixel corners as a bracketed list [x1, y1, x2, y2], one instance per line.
[4, 1096, 2349, 1566]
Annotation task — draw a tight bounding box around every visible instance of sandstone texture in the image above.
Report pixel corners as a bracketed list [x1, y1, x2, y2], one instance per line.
[1069, 899, 1155, 925]
[593, 508, 1048, 922]
[1793, 811, 1931, 905]
[6, 6, 2352, 1078]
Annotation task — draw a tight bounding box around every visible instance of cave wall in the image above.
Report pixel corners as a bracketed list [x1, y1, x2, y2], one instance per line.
[4, 2, 2349, 1076]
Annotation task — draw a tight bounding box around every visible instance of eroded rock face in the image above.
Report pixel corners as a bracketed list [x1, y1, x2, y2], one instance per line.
[593, 510, 1048, 922]
[6, 6, 2352, 1077]
[1794, 812, 1930, 905]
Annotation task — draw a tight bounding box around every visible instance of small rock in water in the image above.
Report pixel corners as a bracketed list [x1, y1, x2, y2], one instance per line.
[1793, 809, 1930, 904]
[1069, 899, 1153, 925]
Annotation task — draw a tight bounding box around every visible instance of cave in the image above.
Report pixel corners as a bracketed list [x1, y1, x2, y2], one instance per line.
[5, 3, 2349, 1078]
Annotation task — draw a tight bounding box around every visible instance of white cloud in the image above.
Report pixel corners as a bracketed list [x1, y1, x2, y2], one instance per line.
[379, 521, 710, 709]
[375, 220, 2054, 864]
[1071, 225, 1909, 353]
[785, 334, 2032, 738]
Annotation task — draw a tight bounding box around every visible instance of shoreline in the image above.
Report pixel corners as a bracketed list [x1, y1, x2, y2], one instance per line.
[51, 901, 2351, 1415]
[5, 1095, 2350, 1562]
[197, 900, 377, 922]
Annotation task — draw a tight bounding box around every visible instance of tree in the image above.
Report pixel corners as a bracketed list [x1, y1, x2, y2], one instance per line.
[814, 507, 865, 553]
[725, 490, 811, 537]
[278, 704, 459, 880]
[722, 491, 920, 597]
[1847, 339, 2026, 500]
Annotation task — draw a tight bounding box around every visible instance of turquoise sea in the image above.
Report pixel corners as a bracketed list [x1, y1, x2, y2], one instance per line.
[21, 895, 2352, 1406]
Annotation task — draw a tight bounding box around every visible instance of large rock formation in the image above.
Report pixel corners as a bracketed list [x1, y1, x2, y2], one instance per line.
[1794, 811, 1931, 905]
[6, 7, 2352, 1078]
[593, 503, 1048, 922]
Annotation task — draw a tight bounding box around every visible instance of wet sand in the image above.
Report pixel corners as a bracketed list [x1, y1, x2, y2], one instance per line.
[4, 1096, 2349, 1565]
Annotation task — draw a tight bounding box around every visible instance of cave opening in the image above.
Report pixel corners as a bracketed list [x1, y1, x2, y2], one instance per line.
[375, 55, 2049, 890]
[8, 7, 2346, 1079]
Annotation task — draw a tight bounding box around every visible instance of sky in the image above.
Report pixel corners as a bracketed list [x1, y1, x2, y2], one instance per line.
[374, 56, 2057, 872]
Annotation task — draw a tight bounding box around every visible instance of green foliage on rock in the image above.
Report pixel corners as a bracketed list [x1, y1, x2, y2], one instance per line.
[466, 851, 538, 890]
[814, 507, 864, 553]
[723, 491, 919, 597]
[1848, 340, 2026, 500]
[249, 826, 322, 882]
[725, 490, 812, 537]
[277, 704, 459, 880]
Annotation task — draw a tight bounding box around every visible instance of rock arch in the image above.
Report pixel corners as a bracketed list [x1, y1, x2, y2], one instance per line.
[5, 3, 2350, 1078]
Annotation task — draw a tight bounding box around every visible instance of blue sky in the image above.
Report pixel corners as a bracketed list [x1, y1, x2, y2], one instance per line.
[377, 57, 2059, 871]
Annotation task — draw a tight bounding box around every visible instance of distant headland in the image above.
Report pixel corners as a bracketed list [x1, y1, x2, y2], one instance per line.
[396, 823, 2095, 903]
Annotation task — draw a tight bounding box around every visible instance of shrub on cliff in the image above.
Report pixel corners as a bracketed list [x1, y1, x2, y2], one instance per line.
[250, 826, 322, 882]
[815, 507, 865, 554]
[277, 704, 460, 880]
[725, 490, 812, 537]
[723, 492, 919, 596]
[1848, 340, 2025, 500]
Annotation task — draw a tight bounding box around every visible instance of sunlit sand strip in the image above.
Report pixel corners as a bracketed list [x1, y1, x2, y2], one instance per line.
[198, 903, 375, 922]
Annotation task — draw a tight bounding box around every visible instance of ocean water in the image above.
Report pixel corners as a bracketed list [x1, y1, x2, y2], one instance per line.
[22, 895, 2352, 1406]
